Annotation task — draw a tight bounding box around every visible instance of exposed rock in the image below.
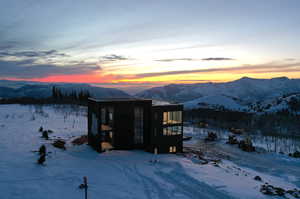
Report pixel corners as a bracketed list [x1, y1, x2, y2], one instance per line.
[289, 151, 300, 158]
[72, 135, 88, 145]
[229, 128, 244, 135]
[204, 132, 217, 142]
[238, 138, 255, 152]
[52, 139, 66, 150]
[254, 176, 262, 181]
[227, 135, 239, 145]
[47, 130, 53, 134]
[260, 183, 300, 197]
[287, 189, 300, 198]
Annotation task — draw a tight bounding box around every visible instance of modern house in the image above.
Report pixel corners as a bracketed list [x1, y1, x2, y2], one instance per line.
[87, 98, 183, 153]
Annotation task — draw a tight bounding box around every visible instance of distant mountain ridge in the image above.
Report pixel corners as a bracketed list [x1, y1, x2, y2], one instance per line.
[0, 80, 131, 99]
[136, 77, 300, 113]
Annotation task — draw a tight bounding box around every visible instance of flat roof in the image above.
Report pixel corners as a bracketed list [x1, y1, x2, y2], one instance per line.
[88, 97, 152, 103]
[89, 98, 182, 106]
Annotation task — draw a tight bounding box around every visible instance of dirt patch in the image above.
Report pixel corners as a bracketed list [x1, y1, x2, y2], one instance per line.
[72, 135, 88, 145]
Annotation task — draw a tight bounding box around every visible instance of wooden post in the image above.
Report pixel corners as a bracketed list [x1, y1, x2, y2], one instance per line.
[84, 176, 88, 199]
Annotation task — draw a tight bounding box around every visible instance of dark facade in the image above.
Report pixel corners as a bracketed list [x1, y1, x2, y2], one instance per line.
[88, 98, 183, 153]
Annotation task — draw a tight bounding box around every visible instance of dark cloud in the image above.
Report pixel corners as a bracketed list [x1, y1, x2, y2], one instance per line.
[0, 49, 68, 58]
[201, 57, 235, 61]
[99, 54, 129, 62]
[0, 60, 101, 79]
[131, 62, 300, 78]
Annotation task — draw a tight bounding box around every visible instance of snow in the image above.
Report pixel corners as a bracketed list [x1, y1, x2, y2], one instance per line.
[0, 104, 299, 199]
[137, 77, 300, 113]
[184, 95, 246, 111]
[152, 100, 171, 106]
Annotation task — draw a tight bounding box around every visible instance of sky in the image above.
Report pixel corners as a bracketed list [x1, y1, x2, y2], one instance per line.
[1, 0, 300, 93]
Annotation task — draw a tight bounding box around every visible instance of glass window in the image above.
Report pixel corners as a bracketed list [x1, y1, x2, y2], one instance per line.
[163, 126, 182, 136]
[177, 126, 182, 135]
[108, 107, 114, 123]
[169, 146, 176, 153]
[101, 107, 113, 131]
[91, 113, 98, 136]
[163, 127, 167, 136]
[178, 111, 182, 123]
[163, 111, 182, 125]
[134, 107, 144, 144]
[163, 112, 168, 124]
[168, 127, 172, 135]
[154, 147, 158, 154]
[168, 112, 172, 123]
[109, 112, 113, 121]
[101, 108, 106, 124]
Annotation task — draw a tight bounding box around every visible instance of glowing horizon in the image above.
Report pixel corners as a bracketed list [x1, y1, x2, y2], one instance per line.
[1, 0, 300, 91]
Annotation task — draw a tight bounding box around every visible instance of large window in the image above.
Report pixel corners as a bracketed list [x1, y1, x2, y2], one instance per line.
[163, 126, 182, 136]
[100, 107, 114, 131]
[163, 111, 182, 125]
[91, 113, 98, 136]
[169, 146, 176, 153]
[134, 107, 144, 144]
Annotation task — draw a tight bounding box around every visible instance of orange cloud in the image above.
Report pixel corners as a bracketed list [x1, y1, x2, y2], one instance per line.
[20, 73, 120, 84]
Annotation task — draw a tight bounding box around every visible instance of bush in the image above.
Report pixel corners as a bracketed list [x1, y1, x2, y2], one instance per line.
[204, 132, 217, 142]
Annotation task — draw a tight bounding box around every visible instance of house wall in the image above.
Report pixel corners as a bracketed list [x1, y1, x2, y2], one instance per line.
[88, 99, 183, 154]
[149, 105, 184, 153]
[88, 99, 152, 152]
[88, 100, 102, 152]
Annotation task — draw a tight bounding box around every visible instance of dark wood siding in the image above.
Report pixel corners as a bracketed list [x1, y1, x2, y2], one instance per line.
[88, 98, 183, 154]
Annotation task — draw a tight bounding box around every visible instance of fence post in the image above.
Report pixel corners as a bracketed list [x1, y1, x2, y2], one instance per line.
[84, 176, 88, 199]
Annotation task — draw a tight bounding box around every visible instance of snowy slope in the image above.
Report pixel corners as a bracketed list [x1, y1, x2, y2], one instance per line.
[136, 77, 300, 112]
[0, 80, 131, 99]
[0, 105, 299, 199]
[184, 95, 246, 111]
[249, 93, 300, 113]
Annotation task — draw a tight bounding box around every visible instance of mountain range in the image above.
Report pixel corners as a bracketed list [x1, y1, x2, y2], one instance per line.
[1, 77, 300, 113]
[0, 80, 130, 99]
[136, 77, 300, 113]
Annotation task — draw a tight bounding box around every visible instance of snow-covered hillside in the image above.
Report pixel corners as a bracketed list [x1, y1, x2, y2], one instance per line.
[0, 80, 131, 99]
[136, 77, 300, 112]
[0, 105, 299, 199]
[249, 93, 300, 113]
[184, 95, 247, 111]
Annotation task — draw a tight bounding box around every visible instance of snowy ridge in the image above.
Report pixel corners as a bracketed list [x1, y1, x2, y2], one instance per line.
[184, 95, 246, 111]
[136, 77, 300, 113]
[0, 80, 130, 99]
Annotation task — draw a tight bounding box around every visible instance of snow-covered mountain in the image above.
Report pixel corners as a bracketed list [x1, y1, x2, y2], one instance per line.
[136, 77, 300, 112]
[184, 95, 247, 111]
[0, 80, 131, 99]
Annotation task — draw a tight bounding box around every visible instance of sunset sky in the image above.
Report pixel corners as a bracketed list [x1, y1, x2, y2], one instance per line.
[1, 0, 300, 92]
